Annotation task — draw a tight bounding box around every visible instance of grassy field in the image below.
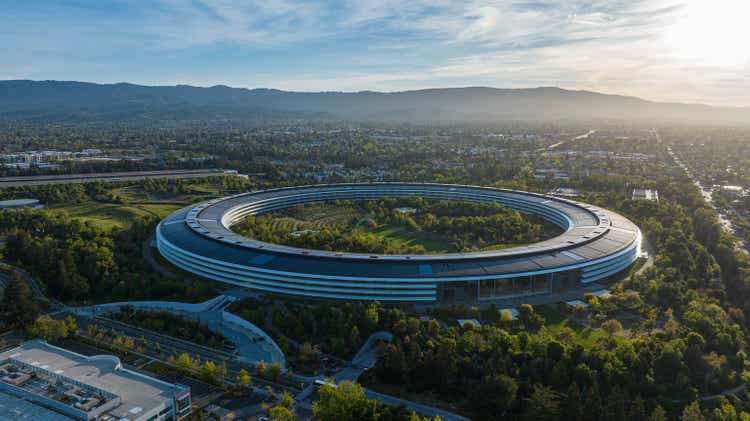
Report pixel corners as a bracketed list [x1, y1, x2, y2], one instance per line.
[370, 224, 454, 253]
[136, 203, 185, 219]
[280, 202, 359, 228]
[534, 304, 619, 347]
[49, 182, 224, 229]
[112, 183, 222, 205]
[50, 202, 154, 230]
[268, 202, 458, 252]
[263, 201, 543, 253]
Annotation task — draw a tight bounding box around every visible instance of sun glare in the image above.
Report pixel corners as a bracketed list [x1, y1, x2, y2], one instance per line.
[664, 0, 750, 66]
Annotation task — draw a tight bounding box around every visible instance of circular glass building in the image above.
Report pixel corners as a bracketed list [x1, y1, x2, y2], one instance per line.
[157, 183, 641, 304]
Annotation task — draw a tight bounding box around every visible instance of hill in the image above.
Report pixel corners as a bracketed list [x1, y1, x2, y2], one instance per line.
[1, 80, 747, 124]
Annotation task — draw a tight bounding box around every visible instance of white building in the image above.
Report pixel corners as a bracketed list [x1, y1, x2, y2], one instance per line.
[0, 340, 191, 420]
[631, 188, 659, 201]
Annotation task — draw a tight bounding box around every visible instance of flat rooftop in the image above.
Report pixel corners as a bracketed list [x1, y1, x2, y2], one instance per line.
[631, 188, 659, 201]
[0, 389, 74, 421]
[159, 183, 639, 278]
[0, 199, 39, 207]
[0, 340, 187, 420]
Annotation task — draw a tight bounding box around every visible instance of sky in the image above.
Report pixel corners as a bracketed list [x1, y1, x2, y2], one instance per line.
[2, 0, 749, 107]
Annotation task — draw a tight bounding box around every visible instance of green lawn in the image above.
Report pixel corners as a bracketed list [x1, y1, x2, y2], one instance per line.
[136, 203, 184, 219]
[49, 182, 228, 230]
[112, 183, 223, 205]
[534, 304, 622, 347]
[50, 202, 154, 230]
[281, 202, 359, 228]
[371, 224, 454, 253]
[111, 185, 147, 202]
[239, 200, 557, 255]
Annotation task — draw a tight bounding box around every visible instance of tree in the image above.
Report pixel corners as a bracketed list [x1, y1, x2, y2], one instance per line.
[64, 315, 78, 335]
[519, 304, 544, 332]
[472, 373, 517, 416]
[581, 381, 602, 421]
[280, 391, 294, 409]
[201, 360, 218, 382]
[269, 391, 297, 421]
[649, 405, 668, 421]
[26, 315, 70, 341]
[0, 271, 38, 327]
[524, 384, 559, 421]
[604, 386, 627, 421]
[257, 361, 267, 378]
[560, 382, 585, 420]
[176, 353, 192, 370]
[629, 396, 647, 420]
[269, 362, 283, 381]
[427, 319, 441, 336]
[712, 398, 737, 421]
[236, 368, 252, 389]
[269, 405, 296, 421]
[219, 361, 228, 382]
[365, 301, 380, 329]
[601, 319, 624, 336]
[681, 401, 705, 421]
[313, 381, 379, 421]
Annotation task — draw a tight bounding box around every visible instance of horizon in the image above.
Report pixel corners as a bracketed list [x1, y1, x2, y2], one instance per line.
[3, 1, 749, 108]
[5, 79, 748, 110]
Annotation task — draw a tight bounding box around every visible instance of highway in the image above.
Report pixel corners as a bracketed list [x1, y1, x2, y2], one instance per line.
[547, 129, 596, 150]
[664, 131, 747, 253]
[0, 169, 263, 186]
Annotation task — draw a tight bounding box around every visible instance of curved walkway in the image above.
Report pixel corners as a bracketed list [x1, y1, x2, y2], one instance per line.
[72, 295, 285, 366]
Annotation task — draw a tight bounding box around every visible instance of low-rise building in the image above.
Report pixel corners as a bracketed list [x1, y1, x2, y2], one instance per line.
[549, 187, 582, 197]
[0, 198, 41, 210]
[721, 185, 745, 199]
[631, 188, 659, 201]
[534, 169, 569, 180]
[0, 340, 191, 420]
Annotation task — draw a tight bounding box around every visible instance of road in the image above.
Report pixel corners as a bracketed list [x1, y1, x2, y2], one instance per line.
[547, 129, 596, 150]
[364, 389, 471, 421]
[664, 136, 747, 252]
[0, 169, 263, 187]
[0, 261, 47, 300]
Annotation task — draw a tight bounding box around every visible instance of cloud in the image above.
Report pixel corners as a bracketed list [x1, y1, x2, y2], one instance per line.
[457, 6, 501, 42]
[0, 0, 748, 106]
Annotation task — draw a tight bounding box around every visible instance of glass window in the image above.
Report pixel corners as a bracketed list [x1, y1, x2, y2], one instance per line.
[479, 279, 494, 298]
[495, 278, 514, 295]
[514, 276, 532, 293]
[532, 274, 549, 291]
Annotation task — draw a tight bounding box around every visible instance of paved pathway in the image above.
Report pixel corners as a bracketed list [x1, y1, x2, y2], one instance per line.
[700, 383, 746, 401]
[296, 331, 469, 420]
[72, 295, 285, 365]
[634, 236, 655, 277]
[335, 331, 393, 382]
[365, 389, 470, 421]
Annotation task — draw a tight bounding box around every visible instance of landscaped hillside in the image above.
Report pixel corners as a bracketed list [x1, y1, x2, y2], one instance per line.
[2, 80, 748, 124]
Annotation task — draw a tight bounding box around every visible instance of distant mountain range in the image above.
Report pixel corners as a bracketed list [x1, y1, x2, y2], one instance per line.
[1, 80, 747, 124]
